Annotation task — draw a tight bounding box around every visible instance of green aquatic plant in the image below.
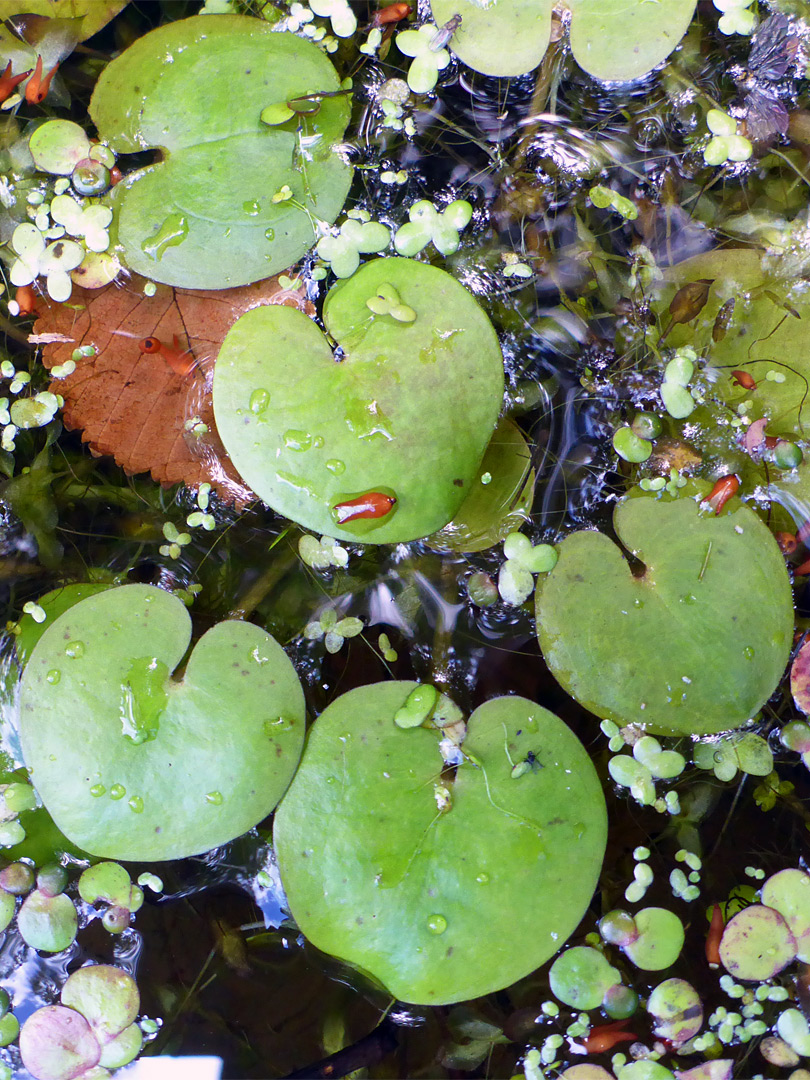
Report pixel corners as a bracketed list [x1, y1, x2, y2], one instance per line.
[20, 965, 142, 1079]
[213, 258, 504, 543]
[18, 584, 305, 860]
[88, 14, 352, 288]
[274, 684, 606, 1004]
[536, 488, 793, 736]
[429, 0, 697, 81]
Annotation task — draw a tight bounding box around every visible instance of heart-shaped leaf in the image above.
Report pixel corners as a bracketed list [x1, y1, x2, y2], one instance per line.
[536, 489, 793, 736]
[19, 584, 305, 861]
[274, 682, 606, 1004]
[659, 249, 810, 440]
[89, 15, 352, 289]
[213, 258, 504, 542]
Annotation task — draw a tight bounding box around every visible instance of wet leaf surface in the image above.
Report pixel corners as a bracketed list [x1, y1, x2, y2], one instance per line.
[19, 584, 306, 860]
[90, 15, 352, 288]
[536, 489, 793, 736]
[213, 258, 504, 542]
[275, 683, 606, 1004]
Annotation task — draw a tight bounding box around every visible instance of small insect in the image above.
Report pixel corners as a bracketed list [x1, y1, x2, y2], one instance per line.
[705, 903, 724, 967]
[737, 13, 799, 142]
[0, 60, 31, 104]
[659, 279, 713, 343]
[581, 1019, 636, 1054]
[731, 369, 757, 390]
[333, 492, 396, 524]
[430, 14, 461, 51]
[712, 297, 736, 343]
[24, 54, 59, 105]
[139, 334, 196, 377]
[109, 166, 123, 186]
[370, 3, 411, 28]
[704, 474, 739, 515]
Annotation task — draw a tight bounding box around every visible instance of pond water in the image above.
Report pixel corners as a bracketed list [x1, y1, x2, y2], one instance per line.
[0, 1, 809, 1079]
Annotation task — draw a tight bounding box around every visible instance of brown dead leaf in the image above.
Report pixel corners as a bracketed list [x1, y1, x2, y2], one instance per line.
[33, 271, 313, 503]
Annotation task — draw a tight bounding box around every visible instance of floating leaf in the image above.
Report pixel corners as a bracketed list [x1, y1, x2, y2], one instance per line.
[34, 271, 311, 502]
[213, 258, 504, 543]
[647, 979, 703, 1048]
[549, 946, 622, 1009]
[275, 684, 606, 1004]
[620, 907, 684, 971]
[430, 0, 551, 77]
[89, 15, 351, 288]
[3, 1, 128, 42]
[19, 584, 305, 860]
[759, 868, 810, 962]
[536, 489, 793, 736]
[661, 250, 810, 439]
[17, 889, 77, 952]
[718, 904, 797, 981]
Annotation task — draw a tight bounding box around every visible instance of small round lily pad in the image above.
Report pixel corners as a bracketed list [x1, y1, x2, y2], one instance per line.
[647, 979, 703, 1048]
[536, 489, 793, 736]
[19, 584, 305, 860]
[19, 1007, 101, 1080]
[621, 907, 684, 971]
[213, 258, 504, 543]
[274, 684, 606, 1004]
[549, 946, 621, 1009]
[89, 15, 352, 288]
[719, 904, 797, 981]
[17, 889, 78, 953]
[760, 868, 810, 962]
[29, 119, 91, 176]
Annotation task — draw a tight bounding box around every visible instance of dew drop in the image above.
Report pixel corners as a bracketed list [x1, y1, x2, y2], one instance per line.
[265, 227, 275, 241]
[475, 872, 490, 885]
[65, 641, 85, 658]
[426, 914, 447, 935]
[312, 435, 325, 449]
[141, 213, 188, 261]
[206, 791, 223, 805]
[89, 783, 106, 797]
[242, 200, 260, 216]
[744, 646, 755, 660]
[109, 784, 126, 800]
[284, 429, 313, 452]
[128, 795, 144, 813]
[249, 388, 270, 415]
[46, 669, 61, 684]
[325, 458, 346, 475]
[263, 717, 294, 735]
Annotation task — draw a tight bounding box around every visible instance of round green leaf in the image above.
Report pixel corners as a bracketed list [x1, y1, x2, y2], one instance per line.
[429, 0, 552, 77]
[61, 966, 138, 1045]
[621, 907, 684, 971]
[19, 584, 305, 861]
[567, 0, 697, 82]
[213, 258, 504, 543]
[19, 1006, 100, 1080]
[29, 120, 91, 176]
[17, 890, 78, 953]
[536, 490, 793, 736]
[98, 1022, 142, 1069]
[274, 684, 606, 1004]
[89, 15, 352, 289]
[549, 946, 621, 1009]
[647, 979, 703, 1048]
[760, 869, 810, 963]
[719, 905, 797, 981]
